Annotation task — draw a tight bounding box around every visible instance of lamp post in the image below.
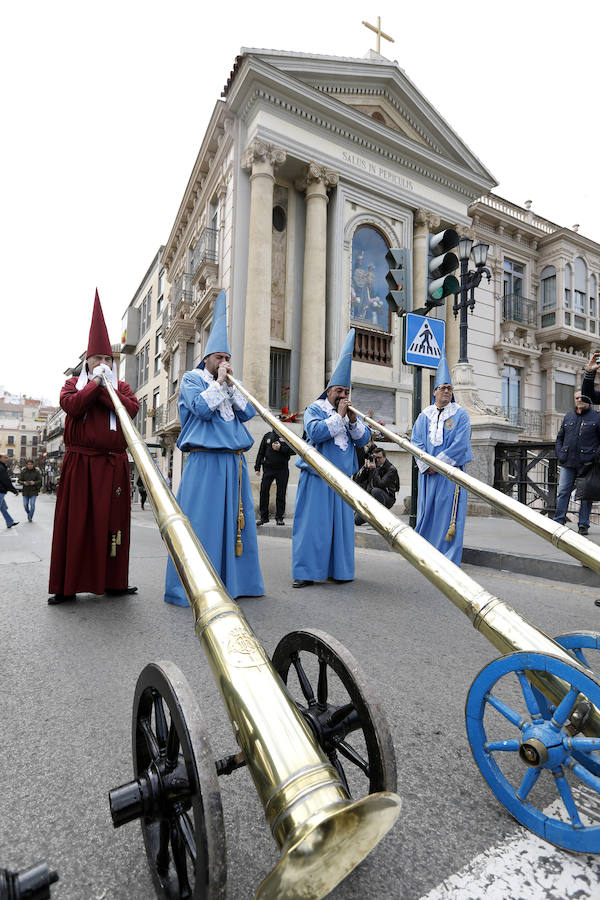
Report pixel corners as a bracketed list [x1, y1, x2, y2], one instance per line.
[453, 239, 492, 363]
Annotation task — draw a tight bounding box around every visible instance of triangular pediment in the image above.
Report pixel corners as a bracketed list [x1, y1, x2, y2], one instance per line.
[230, 49, 496, 194]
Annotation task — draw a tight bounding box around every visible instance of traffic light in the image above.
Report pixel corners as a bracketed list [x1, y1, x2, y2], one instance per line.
[426, 229, 459, 309]
[385, 247, 412, 316]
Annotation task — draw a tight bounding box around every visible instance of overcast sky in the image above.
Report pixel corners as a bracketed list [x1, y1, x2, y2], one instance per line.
[2, 0, 597, 404]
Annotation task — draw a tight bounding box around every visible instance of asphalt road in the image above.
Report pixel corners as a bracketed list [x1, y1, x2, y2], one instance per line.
[1, 495, 600, 899]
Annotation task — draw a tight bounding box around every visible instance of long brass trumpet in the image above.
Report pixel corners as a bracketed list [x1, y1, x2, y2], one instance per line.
[101, 374, 402, 900]
[348, 404, 600, 574]
[228, 375, 600, 734]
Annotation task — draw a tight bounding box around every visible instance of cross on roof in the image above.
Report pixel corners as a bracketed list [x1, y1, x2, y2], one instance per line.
[362, 16, 394, 54]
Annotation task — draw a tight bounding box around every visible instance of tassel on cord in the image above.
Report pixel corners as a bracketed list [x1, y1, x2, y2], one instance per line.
[110, 533, 117, 557]
[235, 452, 244, 557]
[445, 485, 460, 541]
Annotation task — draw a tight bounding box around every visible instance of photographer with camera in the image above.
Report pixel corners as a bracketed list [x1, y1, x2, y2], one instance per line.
[353, 447, 399, 525]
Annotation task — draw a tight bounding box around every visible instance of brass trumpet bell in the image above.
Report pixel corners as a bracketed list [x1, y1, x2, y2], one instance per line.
[256, 793, 401, 899]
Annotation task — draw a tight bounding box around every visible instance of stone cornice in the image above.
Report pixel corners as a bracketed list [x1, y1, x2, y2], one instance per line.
[236, 50, 496, 183]
[163, 102, 232, 272]
[226, 56, 496, 200]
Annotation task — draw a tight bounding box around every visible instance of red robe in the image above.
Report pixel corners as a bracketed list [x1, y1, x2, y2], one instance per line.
[48, 377, 139, 595]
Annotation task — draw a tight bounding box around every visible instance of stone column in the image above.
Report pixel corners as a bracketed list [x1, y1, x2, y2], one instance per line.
[296, 162, 339, 410]
[241, 140, 286, 403]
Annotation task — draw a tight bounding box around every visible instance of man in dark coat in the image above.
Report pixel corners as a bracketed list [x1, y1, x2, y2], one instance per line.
[353, 447, 399, 525]
[0, 454, 19, 529]
[254, 429, 295, 525]
[553, 389, 600, 534]
[19, 459, 42, 522]
[48, 290, 139, 604]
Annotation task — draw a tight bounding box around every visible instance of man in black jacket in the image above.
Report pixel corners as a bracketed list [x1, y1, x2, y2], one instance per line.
[254, 430, 295, 526]
[0, 454, 19, 529]
[353, 447, 399, 525]
[553, 390, 600, 534]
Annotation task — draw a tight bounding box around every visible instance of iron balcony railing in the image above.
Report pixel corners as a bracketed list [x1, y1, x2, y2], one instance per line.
[491, 406, 543, 435]
[494, 441, 557, 515]
[172, 273, 193, 312]
[502, 293, 537, 326]
[191, 227, 218, 277]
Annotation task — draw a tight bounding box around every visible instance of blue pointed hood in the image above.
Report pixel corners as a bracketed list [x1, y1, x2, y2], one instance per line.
[319, 329, 355, 399]
[433, 353, 454, 401]
[200, 291, 230, 368]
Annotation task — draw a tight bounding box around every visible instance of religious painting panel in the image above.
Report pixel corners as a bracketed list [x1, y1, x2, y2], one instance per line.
[350, 225, 390, 332]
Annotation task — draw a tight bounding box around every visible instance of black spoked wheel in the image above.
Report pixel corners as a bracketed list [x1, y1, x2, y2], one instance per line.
[272, 629, 397, 796]
[132, 661, 226, 900]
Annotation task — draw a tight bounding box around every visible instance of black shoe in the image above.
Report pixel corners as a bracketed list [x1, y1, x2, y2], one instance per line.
[276, 518, 284, 525]
[595, 598, 600, 608]
[48, 594, 76, 605]
[292, 579, 314, 589]
[579, 526, 590, 535]
[256, 518, 269, 526]
[354, 515, 366, 526]
[105, 586, 138, 596]
[7, 521, 19, 529]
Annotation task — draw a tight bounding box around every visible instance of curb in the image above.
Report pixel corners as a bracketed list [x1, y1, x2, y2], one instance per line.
[255, 523, 600, 587]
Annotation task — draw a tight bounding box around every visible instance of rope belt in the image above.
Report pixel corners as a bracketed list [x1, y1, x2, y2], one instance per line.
[189, 448, 246, 556]
[445, 484, 461, 542]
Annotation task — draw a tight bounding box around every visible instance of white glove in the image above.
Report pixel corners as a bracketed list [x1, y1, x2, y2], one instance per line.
[92, 363, 112, 378]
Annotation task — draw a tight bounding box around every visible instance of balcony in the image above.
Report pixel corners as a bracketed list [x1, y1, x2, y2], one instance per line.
[191, 227, 218, 279]
[352, 326, 392, 367]
[502, 294, 537, 326]
[155, 396, 181, 436]
[491, 406, 543, 436]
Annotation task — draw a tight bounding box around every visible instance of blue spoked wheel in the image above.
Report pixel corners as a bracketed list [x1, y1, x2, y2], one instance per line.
[466, 651, 600, 853]
[531, 633, 600, 778]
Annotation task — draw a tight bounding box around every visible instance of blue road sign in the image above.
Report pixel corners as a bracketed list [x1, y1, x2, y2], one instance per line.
[403, 314, 445, 368]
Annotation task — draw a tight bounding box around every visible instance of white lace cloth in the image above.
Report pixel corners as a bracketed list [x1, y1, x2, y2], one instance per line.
[416, 401, 460, 473]
[200, 369, 247, 422]
[315, 398, 366, 451]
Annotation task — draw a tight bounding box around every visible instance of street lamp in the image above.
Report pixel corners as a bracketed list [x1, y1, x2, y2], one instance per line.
[453, 240, 491, 363]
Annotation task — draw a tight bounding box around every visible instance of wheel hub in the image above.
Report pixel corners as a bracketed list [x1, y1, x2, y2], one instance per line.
[519, 722, 565, 770]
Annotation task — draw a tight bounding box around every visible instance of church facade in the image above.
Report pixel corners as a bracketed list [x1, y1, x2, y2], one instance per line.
[133, 47, 600, 490]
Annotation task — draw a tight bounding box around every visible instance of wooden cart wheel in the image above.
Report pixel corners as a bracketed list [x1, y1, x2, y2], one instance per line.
[272, 628, 397, 796]
[109, 661, 226, 899]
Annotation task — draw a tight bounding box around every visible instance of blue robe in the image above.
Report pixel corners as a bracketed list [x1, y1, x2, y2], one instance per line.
[292, 400, 371, 581]
[164, 368, 264, 604]
[411, 401, 472, 565]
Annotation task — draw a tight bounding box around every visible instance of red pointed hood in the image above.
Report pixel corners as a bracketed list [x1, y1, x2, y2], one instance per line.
[87, 289, 113, 358]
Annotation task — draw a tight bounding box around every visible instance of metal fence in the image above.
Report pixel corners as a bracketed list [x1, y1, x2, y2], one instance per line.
[494, 441, 600, 524]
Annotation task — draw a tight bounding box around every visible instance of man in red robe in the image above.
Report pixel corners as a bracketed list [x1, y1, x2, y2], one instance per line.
[48, 290, 140, 604]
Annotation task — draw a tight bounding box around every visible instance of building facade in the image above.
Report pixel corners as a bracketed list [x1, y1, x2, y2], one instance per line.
[0, 396, 55, 470]
[119, 47, 600, 499]
[120, 248, 170, 475]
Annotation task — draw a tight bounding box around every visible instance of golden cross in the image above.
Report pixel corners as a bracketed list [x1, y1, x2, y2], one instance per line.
[362, 16, 394, 54]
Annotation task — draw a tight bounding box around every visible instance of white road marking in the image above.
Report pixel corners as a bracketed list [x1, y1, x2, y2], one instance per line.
[420, 786, 600, 899]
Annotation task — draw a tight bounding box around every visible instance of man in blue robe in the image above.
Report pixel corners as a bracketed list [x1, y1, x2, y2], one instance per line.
[164, 292, 264, 604]
[411, 355, 472, 565]
[292, 329, 371, 587]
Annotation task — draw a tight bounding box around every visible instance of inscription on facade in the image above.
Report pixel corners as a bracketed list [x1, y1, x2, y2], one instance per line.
[341, 151, 414, 191]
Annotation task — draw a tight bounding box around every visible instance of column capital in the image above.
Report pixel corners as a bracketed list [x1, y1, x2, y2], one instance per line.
[452, 223, 476, 240]
[414, 208, 440, 231]
[295, 161, 339, 194]
[241, 139, 287, 173]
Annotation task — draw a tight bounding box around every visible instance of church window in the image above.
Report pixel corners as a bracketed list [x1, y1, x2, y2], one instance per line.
[272, 205, 286, 233]
[350, 225, 391, 333]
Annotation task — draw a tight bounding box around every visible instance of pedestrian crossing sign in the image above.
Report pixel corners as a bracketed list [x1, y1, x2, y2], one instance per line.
[403, 314, 445, 368]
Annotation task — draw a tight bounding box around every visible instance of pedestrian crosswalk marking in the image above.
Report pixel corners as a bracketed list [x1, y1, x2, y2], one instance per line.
[408, 320, 442, 358]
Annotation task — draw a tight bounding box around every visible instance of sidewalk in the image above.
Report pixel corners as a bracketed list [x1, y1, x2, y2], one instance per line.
[257, 513, 600, 587]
